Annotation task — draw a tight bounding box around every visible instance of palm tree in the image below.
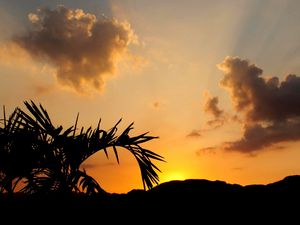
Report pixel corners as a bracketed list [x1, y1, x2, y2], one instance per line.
[0, 101, 164, 195]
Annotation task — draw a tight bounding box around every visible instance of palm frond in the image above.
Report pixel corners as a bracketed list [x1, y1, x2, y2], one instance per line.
[0, 101, 164, 195]
[77, 170, 105, 195]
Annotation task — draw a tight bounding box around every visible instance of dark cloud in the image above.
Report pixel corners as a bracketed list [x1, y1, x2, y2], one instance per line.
[215, 56, 300, 153]
[206, 118, 225, 129]
[218, 57, 300, 122]
[14, 6, 136, 93]
[224, 121, 300, 152]
[188, 95, 225, 138]
[203, 93, 225, 129]
[187, 130, 201, 138]
[204, 95, 223, 118]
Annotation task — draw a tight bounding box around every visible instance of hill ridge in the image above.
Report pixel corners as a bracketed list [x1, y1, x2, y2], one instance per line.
[126, 174, 300, 194]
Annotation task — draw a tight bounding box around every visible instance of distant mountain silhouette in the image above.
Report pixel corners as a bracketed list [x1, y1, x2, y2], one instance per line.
[1, 175, 300, 222]
[149, 175, 300, 194]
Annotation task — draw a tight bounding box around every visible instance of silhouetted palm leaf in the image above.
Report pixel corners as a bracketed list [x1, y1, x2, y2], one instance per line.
[0, 101, 164, 195]
[0, 107, 41, 194]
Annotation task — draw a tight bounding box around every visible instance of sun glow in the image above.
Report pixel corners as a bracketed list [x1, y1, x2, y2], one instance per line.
[161, 171, 187, 182]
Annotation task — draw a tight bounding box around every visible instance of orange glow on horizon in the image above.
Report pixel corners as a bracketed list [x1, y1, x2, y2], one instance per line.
[160, 171, 187, 182]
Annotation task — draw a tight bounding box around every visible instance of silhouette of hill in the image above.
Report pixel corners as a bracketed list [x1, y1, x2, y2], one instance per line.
[150, 175, 300, 194]
[1, 176, 300, 222]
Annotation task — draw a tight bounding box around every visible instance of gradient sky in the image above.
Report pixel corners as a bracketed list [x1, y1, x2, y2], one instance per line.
[1, 0, 300, 193]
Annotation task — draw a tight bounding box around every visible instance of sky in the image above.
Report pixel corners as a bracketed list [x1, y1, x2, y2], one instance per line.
[1, 0, 300, 193]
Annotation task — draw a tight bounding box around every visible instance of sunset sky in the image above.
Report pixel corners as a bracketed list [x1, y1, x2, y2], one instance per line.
[1, 0, 300, 193]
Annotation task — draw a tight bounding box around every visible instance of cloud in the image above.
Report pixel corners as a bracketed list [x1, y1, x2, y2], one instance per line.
[232, 167, 243, 171]
[188, 93, 226, 138]
[224, 121, 300, 152]
[206, 119, 225, 129]
[33, 84, 56, 95]
[152, 101, 162, 109]
[204, 95, 223, 118]
[187, 130, 201, 138]
[0, 43, 33, 66]
[13, 6, 137, 93]
[203, 92, 225, 129]
[196, 146, 217, 157]
[218, 57, 300, 122]
[151, 100, 167, 110]
[81, 162, 116, 169]
[215, 56, 300, 153]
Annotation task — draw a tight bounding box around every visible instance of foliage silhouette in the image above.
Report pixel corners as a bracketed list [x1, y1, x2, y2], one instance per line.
[0, 101, 164, 195]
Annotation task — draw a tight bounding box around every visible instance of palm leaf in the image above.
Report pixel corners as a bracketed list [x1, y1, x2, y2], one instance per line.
[0, 101, 164, 195]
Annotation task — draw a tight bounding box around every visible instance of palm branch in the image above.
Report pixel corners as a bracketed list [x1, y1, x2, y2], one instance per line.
[8, 100, 164, 194]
